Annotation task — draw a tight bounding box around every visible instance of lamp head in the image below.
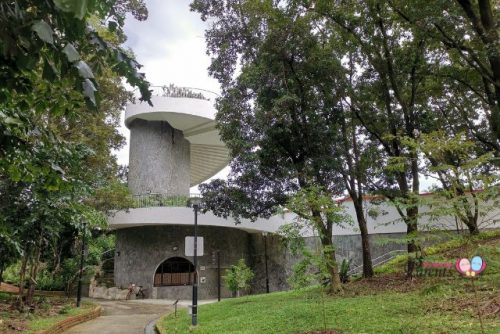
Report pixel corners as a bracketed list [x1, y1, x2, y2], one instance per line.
[187, 196, 202, 209]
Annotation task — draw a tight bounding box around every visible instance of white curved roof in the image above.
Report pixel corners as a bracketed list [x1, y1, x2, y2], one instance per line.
[108, 207, 291, 234]
[125, 96, 229, 186]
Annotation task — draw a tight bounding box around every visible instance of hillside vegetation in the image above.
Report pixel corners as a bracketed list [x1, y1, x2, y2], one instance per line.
[159, 233, 500, 334]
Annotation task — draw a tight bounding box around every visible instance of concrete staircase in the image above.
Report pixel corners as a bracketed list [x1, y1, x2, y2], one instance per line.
[347, 249, 407, 276]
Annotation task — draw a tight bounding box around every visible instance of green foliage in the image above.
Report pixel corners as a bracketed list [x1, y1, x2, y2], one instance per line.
[0, 2, 144, 308]
[224, 259, 255, 296]
[277, 222, 306, 257]
[339, 259, 351, 284]
[58, 305, 72, 315]
[411, 131, 498, 234]
[0, 0, 151, 105]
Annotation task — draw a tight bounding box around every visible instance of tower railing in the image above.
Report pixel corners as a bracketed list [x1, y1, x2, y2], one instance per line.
[147, 85, 219, 102]
[132, 193, 202, 208]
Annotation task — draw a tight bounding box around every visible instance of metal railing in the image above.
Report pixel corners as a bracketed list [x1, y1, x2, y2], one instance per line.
[132, 193, 202, 208]
[347, 249, 407, 276]
[148, 85, 219, 102]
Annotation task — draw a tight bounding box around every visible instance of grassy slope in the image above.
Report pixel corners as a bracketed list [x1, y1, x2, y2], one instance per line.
[26, 302, 94, 334]
[0, 293, 94, 334]
[159, 233, 499, 334]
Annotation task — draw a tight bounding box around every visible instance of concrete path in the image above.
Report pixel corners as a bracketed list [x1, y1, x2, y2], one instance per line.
[64, 299, 173, 334]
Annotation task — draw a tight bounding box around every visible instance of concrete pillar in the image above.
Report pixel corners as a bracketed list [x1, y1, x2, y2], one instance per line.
[128, 119, 190, 195]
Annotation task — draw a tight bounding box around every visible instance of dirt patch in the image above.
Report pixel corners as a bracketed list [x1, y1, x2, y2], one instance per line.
[0, 283, 20, 293]
[343, 273, 426, 296]
[425, 291, 500, 319]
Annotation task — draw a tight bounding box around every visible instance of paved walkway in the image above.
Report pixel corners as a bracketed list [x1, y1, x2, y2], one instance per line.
[64, 299, 173, 334]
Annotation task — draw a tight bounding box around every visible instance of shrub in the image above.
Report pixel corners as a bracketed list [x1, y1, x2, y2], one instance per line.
[339, 259, 351, 284]
[224, 259, 254, 297]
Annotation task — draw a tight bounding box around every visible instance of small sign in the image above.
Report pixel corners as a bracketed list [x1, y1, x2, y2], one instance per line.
[185, 236, 204, 256]
[200, 277, 206, 283]
[200, 266, 206, 271]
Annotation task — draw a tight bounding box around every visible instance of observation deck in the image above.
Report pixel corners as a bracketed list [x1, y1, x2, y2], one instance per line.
[125, 86, 229, 187]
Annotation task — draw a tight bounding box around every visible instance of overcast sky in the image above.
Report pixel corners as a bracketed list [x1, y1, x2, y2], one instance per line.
[113, 0, 228, 189]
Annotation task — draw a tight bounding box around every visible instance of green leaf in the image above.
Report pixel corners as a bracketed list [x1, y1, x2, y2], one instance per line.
[75, 61, 94, 79]
[42, 59, 59, 81]
[62, 44, 80, 62]
[54, 0, 89, 20]
[82, 79, 97, 105]
[32, 21, 54, 44]
[108, 21, 118, 32]
[3, 116, 24, 126]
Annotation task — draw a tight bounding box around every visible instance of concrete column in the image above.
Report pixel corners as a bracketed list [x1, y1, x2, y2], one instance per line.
[128, 119, 190, 196]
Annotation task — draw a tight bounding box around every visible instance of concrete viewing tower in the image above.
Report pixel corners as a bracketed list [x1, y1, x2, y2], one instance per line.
[108, 87, 290, 300]
[126, 87, 229, 196]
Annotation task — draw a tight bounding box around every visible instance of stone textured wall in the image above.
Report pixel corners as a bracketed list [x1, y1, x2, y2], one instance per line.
[333, 233, 406, 269]
[114, 225, 256, 300]
[128, 119, 190, 195]
[114, 226, 416, 299]
[247, 234, 294, 294]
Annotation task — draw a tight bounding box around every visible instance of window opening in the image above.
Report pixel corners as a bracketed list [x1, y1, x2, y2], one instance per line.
[154, 257, 195, 286]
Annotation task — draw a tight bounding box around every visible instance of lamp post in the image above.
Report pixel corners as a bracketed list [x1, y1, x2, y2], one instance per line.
[77, 222, 87, 307]
[263, 232, 269, 293]
[188, 197, 202, 326]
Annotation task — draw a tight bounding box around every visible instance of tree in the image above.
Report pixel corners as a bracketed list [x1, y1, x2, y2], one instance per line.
[388, 0, 500, 141]
[314, 0, 433, 276]
[224, 259, 255, 297]
[0, 0, 146, 306]
[336, 102, 378, 278]
[0, 0, 151, 191]
[408, 131, 499, 235]
[193, 0, 349, 293]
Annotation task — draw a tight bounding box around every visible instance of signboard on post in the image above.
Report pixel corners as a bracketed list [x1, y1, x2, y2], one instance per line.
[185, 236, 204, 256]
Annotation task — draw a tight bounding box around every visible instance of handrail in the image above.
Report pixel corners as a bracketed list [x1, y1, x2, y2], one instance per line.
[148, 85, 219, 101]
[347, 249, 407, 275]
[132, 193, 202, 208]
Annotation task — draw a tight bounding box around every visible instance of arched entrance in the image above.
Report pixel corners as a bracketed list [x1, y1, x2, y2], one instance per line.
[154, 257, 195, 286]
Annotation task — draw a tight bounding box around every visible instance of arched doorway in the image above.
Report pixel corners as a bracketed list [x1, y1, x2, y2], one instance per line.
[154, 257, 195, 286]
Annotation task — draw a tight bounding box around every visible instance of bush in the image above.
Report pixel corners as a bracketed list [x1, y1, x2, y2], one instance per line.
[224, 259, 254, 297]
[339, 259, 351, 284]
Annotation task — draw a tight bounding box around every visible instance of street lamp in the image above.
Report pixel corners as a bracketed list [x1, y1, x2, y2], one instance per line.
[77, 222, 87, 307]
[263, 232, 269, 293]
[187, 196, 202, 326]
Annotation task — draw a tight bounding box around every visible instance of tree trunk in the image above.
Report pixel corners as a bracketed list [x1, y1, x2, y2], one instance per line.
[406, 207, 419, 278]
[26, 251, 41, 306]
[319, 235, 343, 294]
[26, 235, 43, 306]
[353, 203, 374, 278]
[465, 220, 480, 235]
[16, 254, 29, 310]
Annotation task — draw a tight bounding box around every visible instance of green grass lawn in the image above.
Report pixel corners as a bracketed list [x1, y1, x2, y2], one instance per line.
[159, 234, 499, 334]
